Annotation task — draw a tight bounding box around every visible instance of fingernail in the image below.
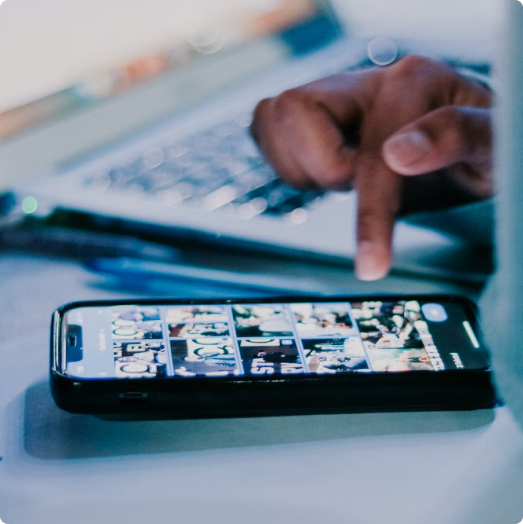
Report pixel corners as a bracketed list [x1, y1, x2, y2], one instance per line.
[383, 130, 431, 168]
[356, 242, 390, 281]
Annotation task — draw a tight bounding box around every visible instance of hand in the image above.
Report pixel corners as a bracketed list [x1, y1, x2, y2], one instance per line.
[250, 56, 493, 280]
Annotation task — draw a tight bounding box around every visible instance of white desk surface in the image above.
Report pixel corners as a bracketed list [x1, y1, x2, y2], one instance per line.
[0, 253, 522, 524]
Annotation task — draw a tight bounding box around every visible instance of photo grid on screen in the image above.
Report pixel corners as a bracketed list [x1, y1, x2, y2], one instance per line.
[105, 301, 445, 379]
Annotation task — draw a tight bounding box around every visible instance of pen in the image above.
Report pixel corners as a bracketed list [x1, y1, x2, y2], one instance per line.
[86, 257, 339, 296]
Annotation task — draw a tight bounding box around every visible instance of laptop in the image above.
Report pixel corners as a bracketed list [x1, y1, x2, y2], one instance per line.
[8, 0, 491, 281]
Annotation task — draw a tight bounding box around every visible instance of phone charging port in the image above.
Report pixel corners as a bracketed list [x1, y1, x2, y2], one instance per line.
[119, 392, 149, 404]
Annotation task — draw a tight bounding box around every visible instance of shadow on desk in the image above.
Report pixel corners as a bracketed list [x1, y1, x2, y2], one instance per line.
[21, 379, 495, 461]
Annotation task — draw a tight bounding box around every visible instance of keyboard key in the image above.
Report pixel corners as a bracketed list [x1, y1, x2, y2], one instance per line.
[157, 188, 184, 207]
[203, 185, 238, 211]
[89, 173, 111, 192]
[286, 208, 308, 225]
[237, 197, 268, 219]
[142, 148, 165, 170]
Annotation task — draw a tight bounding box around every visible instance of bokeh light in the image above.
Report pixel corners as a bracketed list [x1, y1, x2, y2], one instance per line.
[21, 196, 38, 214]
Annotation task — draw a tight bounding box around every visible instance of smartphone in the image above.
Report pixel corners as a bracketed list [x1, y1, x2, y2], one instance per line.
[50, 295, 496, 417]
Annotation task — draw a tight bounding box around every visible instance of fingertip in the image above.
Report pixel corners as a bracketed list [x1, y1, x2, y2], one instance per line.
[355, 242, 391, 281]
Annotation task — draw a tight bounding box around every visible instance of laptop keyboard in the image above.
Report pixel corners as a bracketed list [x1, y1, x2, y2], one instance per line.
[83, 114, 325, 221]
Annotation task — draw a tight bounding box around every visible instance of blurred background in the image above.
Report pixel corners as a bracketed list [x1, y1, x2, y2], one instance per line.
[0, 0, 501, 284]
[0, 0, 500, 188]
[0, 0, 499, 113]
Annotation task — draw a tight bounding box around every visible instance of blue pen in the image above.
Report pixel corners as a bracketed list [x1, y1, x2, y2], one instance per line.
[86, 257, 338, 297]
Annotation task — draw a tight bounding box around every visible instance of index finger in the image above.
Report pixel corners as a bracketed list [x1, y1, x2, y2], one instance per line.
[354, 153, 402, 280]
[353, 73, 434, 280]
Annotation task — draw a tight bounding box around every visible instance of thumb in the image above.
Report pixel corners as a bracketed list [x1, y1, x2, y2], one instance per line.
[381, 106, 492, 176]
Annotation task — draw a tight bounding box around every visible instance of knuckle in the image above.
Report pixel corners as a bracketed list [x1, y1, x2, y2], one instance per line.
[250, 97, 273, 142]
[253, 97, 271, 118]
[276, 87, 310, 105]
[251, 97, 272, 125]
[392, 55, 439, 77]
[272, 88, 312, 118]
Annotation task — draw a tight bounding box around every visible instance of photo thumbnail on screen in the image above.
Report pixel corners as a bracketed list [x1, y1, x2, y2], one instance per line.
[166, 306, 228, 323]
[111, 305, 163, 340]
[113, 341, 168, 378]
[239, 338, 304, 375]
[169, 322, 230, 338]
[291, 302, 354, 337]
[170, 337, 239, 377]
[351, 301, 434, 372]
[302, 337, 369, 373]
[233, 305, 294, 337]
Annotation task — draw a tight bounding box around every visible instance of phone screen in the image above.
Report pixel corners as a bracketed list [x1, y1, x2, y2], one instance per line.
[62, 299, 488, 380]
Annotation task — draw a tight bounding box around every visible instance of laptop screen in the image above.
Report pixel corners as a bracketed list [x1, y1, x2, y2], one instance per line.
[0, 0, 344, 141]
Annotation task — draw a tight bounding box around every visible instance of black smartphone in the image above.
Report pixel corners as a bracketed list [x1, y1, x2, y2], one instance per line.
[50, 295, 496, 417]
